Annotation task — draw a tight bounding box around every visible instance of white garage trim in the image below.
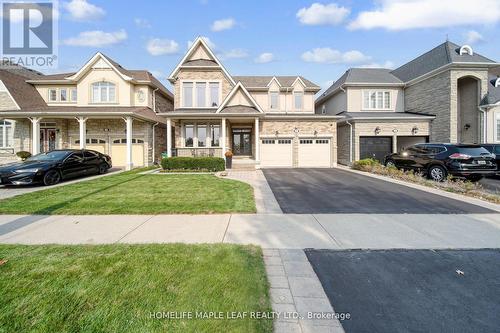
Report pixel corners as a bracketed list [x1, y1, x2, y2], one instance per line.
[298, 138, 331, 168]
[260, 137, 293, 167]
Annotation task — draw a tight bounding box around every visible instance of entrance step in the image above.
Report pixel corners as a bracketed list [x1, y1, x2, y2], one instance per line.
[230, 158, 257, 171]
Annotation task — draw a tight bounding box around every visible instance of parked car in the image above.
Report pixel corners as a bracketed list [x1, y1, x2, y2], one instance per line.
[0, 149, 112, 186]
[384, 143, 496, 182]
[480, 144, 500, 175]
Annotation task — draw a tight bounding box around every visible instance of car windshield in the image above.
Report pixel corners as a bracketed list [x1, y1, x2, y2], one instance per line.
[27, 151, 71, 161]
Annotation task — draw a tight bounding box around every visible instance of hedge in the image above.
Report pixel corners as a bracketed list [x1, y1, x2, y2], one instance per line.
[351, 158, 380, 171]
[161, 157, 225, 172]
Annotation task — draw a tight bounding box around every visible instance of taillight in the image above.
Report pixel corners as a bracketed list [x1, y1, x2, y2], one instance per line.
[449, 153, 471, 160]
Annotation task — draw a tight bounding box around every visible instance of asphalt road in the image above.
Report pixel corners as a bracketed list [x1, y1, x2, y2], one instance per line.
[306, 249, 500, 333]
[263, 168, 494, 214]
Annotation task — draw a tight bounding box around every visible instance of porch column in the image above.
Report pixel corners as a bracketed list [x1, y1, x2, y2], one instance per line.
[124, 116, 133, 170]
[221, 118, 226, 160]
[76, 117, 88, 149]
[29, 117, 41, 155]
[166, 118, 172, 157]
[254, 117, 260, 163]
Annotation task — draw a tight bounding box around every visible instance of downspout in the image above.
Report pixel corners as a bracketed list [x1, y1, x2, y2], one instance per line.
[152, 122, 159, 165]
[346, 120, 353, 164]
[478, 105, 487, 143]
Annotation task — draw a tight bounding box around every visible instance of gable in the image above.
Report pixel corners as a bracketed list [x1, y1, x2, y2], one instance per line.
[92, 58, 112, 69]
[217, 82, 263, 113]
[67, 53, 132, 82]
[226, 89, 253, 107]
[186, 44, 215, 62]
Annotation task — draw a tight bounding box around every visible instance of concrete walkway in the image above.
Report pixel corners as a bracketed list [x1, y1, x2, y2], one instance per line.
[2, 213, 500, 249]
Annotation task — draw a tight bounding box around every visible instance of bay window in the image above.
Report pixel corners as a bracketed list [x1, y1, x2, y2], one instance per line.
[92, 82, 116, 103]
[363, 90, 391, 110]
[196, 82, 206, 107]
[270, 91, 279, 110]
[209, 82, 220, 107]
[0, 120, 12, 148]
[294, 92, 303, 110]
[182, 81, 220, 108]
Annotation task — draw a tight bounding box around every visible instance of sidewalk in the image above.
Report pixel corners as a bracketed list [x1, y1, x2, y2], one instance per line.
[2, 213, 500, 249]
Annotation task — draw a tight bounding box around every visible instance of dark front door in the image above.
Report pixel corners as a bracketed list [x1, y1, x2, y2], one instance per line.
[360, 136, 392, 163]
[40, 128, 56, 153]
[232, 129, 252, 156]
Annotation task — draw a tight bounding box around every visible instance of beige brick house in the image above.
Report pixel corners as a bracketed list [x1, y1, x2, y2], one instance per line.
[160, 37, 340, 169]
[316, 41, 499, 165]
[0, 53, 173, 169]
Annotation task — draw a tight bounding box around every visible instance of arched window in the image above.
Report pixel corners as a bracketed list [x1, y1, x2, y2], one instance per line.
[0, 120, 12, 148]
[459, 45, 473, 56]
[92, 82, 116, 103]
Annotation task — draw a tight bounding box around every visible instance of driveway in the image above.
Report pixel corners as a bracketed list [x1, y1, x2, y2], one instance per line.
[263, 168, 494, 214]
[306, 249, 500, 333]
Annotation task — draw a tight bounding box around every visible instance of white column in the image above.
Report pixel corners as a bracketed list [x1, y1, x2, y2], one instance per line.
[221, 118, 226, 160]
[254, 117, 260, 162]
[125, 117, 133, 170]
[76, 117, 88, 149]
[29, 117, 41, 155]
[166, 118, 172, 157]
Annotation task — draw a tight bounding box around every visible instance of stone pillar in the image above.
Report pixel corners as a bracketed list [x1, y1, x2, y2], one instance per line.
[166, 118, 172, 157]
[125, 117, 133, 170]
[76, 117, 88, 149]
[29, 117, 41, 155]
[221, 118, 226, 161]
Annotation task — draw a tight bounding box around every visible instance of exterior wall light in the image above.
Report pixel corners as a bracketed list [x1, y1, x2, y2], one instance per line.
[412, 126, 419, 135]
[374, 126, 381, 135]
[464, 124, 471, 131]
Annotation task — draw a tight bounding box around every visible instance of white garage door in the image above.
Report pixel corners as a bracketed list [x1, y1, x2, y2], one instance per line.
[298, 138, 331, 167]
[111, 138, 144, 167]
[260, 138, 293, 167]
[71, 138, 106, 154]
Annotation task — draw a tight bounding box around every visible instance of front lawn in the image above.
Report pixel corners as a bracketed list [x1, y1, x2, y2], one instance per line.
[0, 170, 256, 214]
[0, 244, 272, 333]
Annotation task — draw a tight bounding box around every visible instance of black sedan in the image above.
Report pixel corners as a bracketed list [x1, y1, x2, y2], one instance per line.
[384, 143, 496, 182]
[0, 149, 112, 186]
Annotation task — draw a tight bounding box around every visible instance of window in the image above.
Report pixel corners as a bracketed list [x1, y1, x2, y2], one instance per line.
[60, 88, 67, 102]
[209, 82, 220, 107]
[196, 82, 206, 107]
[363, 90, 391, 109]
[49, 89, 57, 102]
[92, 82, 116, 103]
[71, 88, 77, 102]
[183, 82, 193, 107]
[185, 124, 194, 147]
[262, 139, 275, 144]
[294, 92, 303, 110]
[75, 138, 106, 144]
[270, 92, 279, 110]
[210, 124, 220, 147]
[0, 120, 12, 148]
[316, 139, 329, 144]
[112, 138, 144, 144]
[197, 124, 207, 147]
[300, 139, 313, 144]
[278, 139, 291, 144]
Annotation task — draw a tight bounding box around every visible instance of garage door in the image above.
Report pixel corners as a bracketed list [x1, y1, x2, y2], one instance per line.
[111, 138, 144, 167]
[359, 136, 392, 163]
[71, 138, 106, 153]
[298, 138, 331, 167]
[260, 138, 293, 167]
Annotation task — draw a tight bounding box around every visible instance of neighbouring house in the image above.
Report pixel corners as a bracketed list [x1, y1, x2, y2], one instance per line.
[316, 41, 500, 165]
[481, 66, 500, 142]
[0, 54, 173, 168]
[159, 37, 340, 169]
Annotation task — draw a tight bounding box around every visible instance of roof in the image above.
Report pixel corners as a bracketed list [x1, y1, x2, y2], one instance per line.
[391, 41, 496, 82]
[233, 76, 320, 90]
[0, 61, 44, 79]
[480, 75, 500, 106]
[316, 68, 402, 105]
[0, 70, 47, 110]
[337, 111, 435, 121]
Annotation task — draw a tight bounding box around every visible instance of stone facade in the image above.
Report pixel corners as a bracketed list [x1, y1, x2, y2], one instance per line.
[337, 124, 351, 165]
[155, 92, 174, 113]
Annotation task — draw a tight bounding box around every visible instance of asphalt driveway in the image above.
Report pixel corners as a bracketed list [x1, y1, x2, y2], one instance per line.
[306, 249, 500, 333]
[263, 168, 494, 214]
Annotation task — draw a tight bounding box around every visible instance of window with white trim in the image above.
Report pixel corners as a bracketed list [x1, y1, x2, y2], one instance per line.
[196, 82, 206, 107]
[210, 124, 220, 147]
[262, 139, 275, 144]
[0, 120, 13, 148]
[92, 82, 116, 103]
[197, 124, 207, 147]
[49, 89, 57, 102]
[182, 81, 220, 108]
[363, 91, 391, 110]
[60, 88, 67, 102]
[71, 88, 77, 102]
[269, 91, 279, 110]
[294, 92, 303, 110]
[184, 124, 194, 147]
[209, 82, 220, 107]
[183, 122, 221, 147]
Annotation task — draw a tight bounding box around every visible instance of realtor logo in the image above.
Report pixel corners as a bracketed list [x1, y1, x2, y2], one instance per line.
[1, 0, 58, 68]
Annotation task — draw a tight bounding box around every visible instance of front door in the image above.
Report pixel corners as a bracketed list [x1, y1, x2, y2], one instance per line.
[232, 129, 252, 156]
[40, 128, 56, 153]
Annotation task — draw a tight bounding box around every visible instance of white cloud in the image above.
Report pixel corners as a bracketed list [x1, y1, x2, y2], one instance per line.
[349, 0, 500, 30]
[134, 18, 151, 29]
[188, 36, 216, 50]
[297, 3, 350, 25]
[211, 18, 236, 31]
[63, 0, 105, 21]
[464, 30, 484, 44]
[218, 48, 248, 60]
[254, 52, 274, 63]
[360, 60, 395, 69]
[146, 38, 179, 56]
[301, 48, 371, 64]
[63, 29, 127, 47]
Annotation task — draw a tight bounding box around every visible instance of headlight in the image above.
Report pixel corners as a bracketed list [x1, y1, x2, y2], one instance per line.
[14, 168, 40, 173]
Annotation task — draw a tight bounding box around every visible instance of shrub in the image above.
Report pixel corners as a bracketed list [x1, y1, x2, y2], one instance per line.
[161, 157, 225, 172]
[352, 158, 380, 171]
[16, 151, 31, 160]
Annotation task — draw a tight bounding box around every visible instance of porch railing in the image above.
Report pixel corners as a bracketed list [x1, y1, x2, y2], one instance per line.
[173, 148, 223, 158]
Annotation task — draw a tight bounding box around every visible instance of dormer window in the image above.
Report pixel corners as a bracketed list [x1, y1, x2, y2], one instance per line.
[92, 82, 116, 103]
[269, 91, 279, 110]
[459, 45, 473, 56]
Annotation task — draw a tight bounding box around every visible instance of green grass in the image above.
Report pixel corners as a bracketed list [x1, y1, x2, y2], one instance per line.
[0, 169, 256, 214]
[0, 244, 272, 333]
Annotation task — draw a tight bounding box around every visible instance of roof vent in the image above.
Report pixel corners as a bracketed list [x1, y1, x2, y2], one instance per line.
[495, 77, 500, 88]
[459, 45, 473, 56]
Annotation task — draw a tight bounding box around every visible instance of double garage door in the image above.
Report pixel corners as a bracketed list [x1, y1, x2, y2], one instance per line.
[260, 138, 331, 168]
[71, 138, 144, 167]
[359, 136, 429, 163]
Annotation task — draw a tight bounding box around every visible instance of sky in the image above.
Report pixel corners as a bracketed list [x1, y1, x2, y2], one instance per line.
[36, 0, 500, 91]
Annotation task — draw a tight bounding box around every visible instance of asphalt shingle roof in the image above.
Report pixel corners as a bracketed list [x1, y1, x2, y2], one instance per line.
[233, 76, 320, 89]
[0, 70, 47, 110]
[480, 75, 500, 106]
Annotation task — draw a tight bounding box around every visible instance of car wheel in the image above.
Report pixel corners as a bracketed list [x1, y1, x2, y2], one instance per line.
[43, 170, 61, 186]
[428, 165, 447, 182]
[98, 164, 108, 174]
[385, 159, 396, 168]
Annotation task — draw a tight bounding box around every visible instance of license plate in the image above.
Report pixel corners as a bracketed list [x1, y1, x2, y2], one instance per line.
[477, 160, 486, 165]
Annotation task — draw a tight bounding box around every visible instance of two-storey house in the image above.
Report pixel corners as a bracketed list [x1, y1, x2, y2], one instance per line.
[161, 37, 340, 168]
[0, 53, 173, 169]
